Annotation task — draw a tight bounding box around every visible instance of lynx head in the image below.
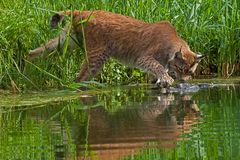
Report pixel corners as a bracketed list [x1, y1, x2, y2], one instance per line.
[167, 47, 204, 81]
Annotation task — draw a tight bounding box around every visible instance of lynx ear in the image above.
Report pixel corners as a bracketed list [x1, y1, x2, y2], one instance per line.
[175, 51, 183, 59]
[174, 47, 183, 59]
[50, 13, 64, 28]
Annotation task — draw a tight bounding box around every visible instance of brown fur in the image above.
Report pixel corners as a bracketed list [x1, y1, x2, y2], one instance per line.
[28, 10, 204, 87]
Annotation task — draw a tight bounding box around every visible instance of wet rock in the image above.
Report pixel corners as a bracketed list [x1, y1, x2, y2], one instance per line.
[167, 83, 210, 93]
[198, 83, 210, 89]
[176, 83, 192, 89]
[168, 87, 179, 93]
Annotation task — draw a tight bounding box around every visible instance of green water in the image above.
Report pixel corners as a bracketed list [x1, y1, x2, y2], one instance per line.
[0, 84, 240, 160]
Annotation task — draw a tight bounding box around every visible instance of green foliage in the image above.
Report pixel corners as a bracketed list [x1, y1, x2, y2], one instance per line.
[0, 0, 239, 91]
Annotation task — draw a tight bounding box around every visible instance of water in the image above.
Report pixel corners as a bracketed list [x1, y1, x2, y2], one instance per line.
[0, 84, 240, 160]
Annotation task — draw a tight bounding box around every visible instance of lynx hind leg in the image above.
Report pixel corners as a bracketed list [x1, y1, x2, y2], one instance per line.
[76, 48, 109, 82]
[136, 56, 174, 87]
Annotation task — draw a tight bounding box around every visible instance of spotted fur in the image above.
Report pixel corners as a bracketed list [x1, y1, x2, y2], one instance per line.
[28, 10, 204, 87]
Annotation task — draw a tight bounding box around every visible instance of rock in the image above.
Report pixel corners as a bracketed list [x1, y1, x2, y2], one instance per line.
[176, 83, 192, 89]
[184, 85, 200, 93]
[198, 83, 210, 89]
[167, 82, 209, 93]
[168, 87, 180, 93]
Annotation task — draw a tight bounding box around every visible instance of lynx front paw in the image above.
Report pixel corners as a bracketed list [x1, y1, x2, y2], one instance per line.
[156, 74, 174, 88]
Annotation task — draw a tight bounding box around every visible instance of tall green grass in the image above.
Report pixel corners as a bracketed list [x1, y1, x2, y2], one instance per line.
[0, 0, 239, 91]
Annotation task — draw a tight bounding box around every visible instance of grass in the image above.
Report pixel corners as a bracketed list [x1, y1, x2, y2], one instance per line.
[0, 0, 239, 91]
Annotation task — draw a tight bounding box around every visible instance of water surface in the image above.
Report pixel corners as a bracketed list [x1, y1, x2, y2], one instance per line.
[0, 84, 240, 160]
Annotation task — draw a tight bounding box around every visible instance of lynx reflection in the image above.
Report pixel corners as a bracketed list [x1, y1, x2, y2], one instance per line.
[76, 93, 201, 160]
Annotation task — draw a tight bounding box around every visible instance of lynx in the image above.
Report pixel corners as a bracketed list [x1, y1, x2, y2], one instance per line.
[28, 10, 204, 87]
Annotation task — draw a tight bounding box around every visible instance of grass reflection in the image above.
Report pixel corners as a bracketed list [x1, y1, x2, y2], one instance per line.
[0, 85, 240, 159]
